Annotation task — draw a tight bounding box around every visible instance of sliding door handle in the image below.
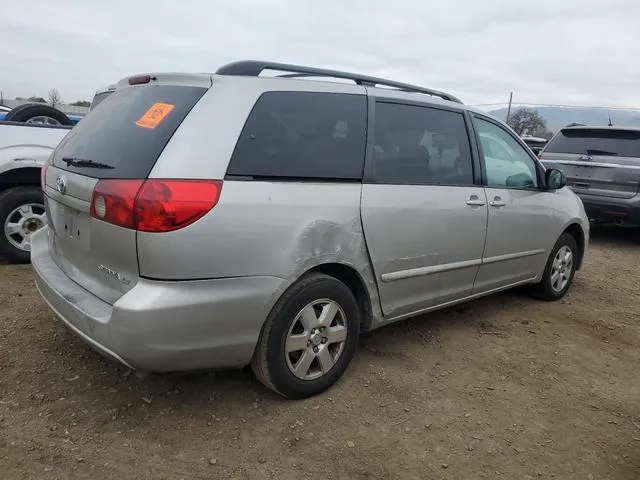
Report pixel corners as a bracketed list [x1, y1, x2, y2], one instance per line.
[489, 200, 506, 207]
[466, 199, 486, 207]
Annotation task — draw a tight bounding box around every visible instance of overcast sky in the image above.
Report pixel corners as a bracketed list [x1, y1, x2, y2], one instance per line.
[1, 0, 639, 108]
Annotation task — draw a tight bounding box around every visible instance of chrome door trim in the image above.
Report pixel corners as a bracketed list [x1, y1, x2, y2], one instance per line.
[482, 248, 545, 265]
[380, 258, 483, 283]
[381, 248, 545, 283]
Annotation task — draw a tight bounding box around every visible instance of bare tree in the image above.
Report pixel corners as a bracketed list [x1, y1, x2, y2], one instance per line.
[507, 108, 548, 136]
[48, 88, 61, 108]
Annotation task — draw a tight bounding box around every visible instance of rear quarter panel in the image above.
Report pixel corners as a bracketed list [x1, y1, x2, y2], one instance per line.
[136, 181, 383, 323]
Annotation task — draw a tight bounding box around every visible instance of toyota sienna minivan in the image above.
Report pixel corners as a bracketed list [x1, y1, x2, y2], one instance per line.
[32, 61, 589, 398]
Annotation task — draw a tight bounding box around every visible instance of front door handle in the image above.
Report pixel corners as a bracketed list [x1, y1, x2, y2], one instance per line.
[466, 196, 486, 207]
[489, 198, 506, 207]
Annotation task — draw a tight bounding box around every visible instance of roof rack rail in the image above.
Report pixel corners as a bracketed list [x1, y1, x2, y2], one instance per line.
[215, 60, 463, 104]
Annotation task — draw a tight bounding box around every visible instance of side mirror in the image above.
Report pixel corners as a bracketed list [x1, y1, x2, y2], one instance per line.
[506, 173, 535, 188]
[545, 168, 566, 190]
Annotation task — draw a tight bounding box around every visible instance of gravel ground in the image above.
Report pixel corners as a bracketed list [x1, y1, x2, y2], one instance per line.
[1, 227, 639, 480]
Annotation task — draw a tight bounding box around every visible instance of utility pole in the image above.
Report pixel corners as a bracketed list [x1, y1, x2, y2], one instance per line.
[505, 91, 513, 124]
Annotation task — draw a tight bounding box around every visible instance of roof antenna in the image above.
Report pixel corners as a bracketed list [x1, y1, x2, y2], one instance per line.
[608, 110, 613, 127]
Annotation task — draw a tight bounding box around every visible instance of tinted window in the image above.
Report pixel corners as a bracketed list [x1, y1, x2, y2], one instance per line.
[227, 92, 367, 180]
[52, 85, 207, 179]
[474, 117, 538, 188]
[372, 102, 473, 185]
[89, 91, 113, 111]
[545, 128, 640, 157]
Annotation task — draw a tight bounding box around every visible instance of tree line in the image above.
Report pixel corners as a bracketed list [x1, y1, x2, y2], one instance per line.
[507, 107, 553, 139]
[14, 88, 90, 108]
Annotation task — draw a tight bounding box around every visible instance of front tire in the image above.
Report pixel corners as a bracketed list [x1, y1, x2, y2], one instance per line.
[251, 272, 360, 399]
[0, 186, 47, 263]
[530, 233, 578, 301]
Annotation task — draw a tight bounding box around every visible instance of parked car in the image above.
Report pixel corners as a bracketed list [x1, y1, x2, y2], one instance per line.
[32, 61, 589, 399]
[521, 134, 548, 155]
[0, 122, 71, 261]
[539, 125, 640, 226]
[0, 85, 114, 262]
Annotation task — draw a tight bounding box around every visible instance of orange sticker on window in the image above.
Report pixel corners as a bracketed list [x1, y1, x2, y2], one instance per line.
[135, 102, 175, 129]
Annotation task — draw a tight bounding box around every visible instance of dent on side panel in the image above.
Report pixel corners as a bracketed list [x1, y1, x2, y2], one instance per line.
[289, 215, 383, 328]
[136, 182, 384, 326]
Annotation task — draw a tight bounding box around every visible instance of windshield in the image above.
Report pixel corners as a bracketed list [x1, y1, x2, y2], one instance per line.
[545, 128, 640, 157]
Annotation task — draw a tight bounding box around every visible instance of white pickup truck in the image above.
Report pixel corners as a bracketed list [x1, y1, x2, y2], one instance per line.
[0, 122, 71, 262]
[0, 85, 115, 263]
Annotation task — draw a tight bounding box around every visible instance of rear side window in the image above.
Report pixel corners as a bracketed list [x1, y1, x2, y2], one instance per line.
[545, 128, 640, 157]
[227, 92, 367, 180]
[372, 102, 474, 185]
[52, 85, 208, 178]
[89, 91, 113, 111]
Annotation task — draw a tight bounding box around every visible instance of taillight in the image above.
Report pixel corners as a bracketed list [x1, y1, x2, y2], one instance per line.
[90, 179, 222, 233]
[41, 162, 49, 189]
[91, 180, 143, 229]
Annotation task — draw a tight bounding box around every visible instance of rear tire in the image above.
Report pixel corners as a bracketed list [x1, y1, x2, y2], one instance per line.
[530, 233, 578, 301]
[251, 272, 360, 399]
[0, 186, 46, 263]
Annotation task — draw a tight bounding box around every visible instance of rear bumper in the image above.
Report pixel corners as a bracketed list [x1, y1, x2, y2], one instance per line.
[31, 227, 288, 372]
[577, 193, 640, 226]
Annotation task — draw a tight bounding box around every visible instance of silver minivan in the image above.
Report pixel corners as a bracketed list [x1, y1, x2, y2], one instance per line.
[32, 61, 589, 398]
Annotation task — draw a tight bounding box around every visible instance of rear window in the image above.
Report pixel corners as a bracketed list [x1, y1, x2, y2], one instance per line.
[52, 85, 207, 178]
[545, 128, 640, 157]
[227, 92, 367, 180]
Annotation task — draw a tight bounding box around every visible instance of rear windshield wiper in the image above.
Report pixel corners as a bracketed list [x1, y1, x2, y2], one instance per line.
[585, 149, 618, 156]
[62, 157, 114, 169]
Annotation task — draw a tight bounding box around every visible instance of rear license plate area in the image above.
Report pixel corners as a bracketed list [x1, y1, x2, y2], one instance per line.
[63, 205, 79, 239]
[50, 200, 91, 248]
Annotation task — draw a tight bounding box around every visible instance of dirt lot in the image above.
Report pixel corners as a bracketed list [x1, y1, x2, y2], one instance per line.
[1, 228, 639, 480]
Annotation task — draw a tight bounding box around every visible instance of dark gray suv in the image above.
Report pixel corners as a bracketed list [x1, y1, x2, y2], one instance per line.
[540, 126, 640, 226]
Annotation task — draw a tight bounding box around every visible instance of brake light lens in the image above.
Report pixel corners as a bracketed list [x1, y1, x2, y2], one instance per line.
[135, 180, 222, 232]
[91, 180, 143, 229]
[41, 162, 49, 189]
[128, 75, 152, 85]
[90, 179, 222, 232]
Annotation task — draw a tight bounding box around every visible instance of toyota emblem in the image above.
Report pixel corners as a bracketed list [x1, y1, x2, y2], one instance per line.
[56, 176, 67, 194]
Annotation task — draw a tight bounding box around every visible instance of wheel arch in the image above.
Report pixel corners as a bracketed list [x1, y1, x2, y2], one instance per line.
[562, 222, 586, 270]
[0, 166, 42, 195]
[305, 262, 375, 332]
